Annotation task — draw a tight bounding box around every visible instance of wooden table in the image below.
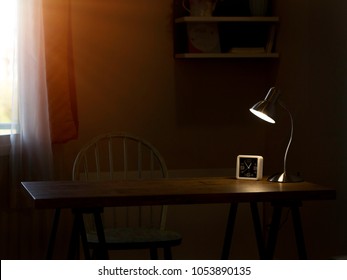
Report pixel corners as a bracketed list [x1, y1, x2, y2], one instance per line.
[21, 177, 336, 259]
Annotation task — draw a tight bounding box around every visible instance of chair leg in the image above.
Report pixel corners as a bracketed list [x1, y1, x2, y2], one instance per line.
[150, 247, 159, 259]
[163, 247, 172, 260]
[92, 246, 105, 260]
[91, 248, 97, 260]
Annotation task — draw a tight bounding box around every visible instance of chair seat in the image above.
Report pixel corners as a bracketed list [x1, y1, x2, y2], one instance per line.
[87, 227, 182, 248]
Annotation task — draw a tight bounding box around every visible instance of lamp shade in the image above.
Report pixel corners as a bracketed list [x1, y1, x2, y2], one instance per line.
[249, 87, 280, 123]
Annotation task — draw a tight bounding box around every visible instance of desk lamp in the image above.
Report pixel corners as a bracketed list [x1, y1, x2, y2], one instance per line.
[249, 87, 303, 183]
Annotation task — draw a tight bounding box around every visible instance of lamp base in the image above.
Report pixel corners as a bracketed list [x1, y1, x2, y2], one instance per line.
[267, 172, 303, 183]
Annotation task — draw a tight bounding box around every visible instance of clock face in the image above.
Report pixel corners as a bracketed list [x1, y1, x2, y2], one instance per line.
[236, 155, 263, 180]
[239, 158, 259, 178]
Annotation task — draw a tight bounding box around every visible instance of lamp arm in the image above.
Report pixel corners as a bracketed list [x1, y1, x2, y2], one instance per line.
[279, 101, 294, 174]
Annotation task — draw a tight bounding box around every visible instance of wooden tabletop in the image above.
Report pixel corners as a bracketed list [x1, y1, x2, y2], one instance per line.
[21, 177, 336, 209]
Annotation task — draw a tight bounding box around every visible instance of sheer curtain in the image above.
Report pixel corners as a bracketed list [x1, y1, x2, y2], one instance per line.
[10, 0, 54, 207]
[0, 0, 78, 259]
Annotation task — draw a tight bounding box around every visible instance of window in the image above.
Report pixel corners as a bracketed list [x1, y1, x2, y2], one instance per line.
[0, 1, 17, 136]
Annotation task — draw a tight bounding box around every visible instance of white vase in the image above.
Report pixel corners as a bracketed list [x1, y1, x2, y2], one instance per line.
[249, 0, 268, 16]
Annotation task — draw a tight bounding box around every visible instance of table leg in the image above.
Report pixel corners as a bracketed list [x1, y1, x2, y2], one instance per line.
[266, 201, 307, 259]
[46, 208, 61, 259]
[68, 210, 91, 259]
[68, 210, 80, 259]
[290, 204, 307, 259]
[266, 204, 282, 259]
[93, 210, 109, 259]
[78, 212, 91, 259]
[250, 202, 266, 259]
[221, 203, 238, 259]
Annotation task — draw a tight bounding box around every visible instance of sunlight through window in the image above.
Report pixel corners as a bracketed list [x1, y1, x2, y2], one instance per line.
[0, 1, 17, 135]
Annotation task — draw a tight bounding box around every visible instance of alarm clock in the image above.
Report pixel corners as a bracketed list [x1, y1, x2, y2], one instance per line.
[236, 155, 263, 180]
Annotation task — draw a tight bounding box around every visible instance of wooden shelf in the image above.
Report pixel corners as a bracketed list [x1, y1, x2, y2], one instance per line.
[175, 16, 279, 23]
[175, 52, 279, 59]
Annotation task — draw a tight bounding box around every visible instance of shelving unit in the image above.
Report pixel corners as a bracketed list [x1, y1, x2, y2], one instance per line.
[174, 16, 279, 59]
[175, 16, 279, 23]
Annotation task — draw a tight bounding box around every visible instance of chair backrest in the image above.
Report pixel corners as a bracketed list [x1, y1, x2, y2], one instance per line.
[72, 132, 169, 230]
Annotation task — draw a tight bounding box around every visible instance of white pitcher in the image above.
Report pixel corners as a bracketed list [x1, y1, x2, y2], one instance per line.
[182, 0, 217, 16]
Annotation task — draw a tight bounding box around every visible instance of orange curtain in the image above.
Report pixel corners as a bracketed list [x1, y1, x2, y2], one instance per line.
[42, 0, 78, 143]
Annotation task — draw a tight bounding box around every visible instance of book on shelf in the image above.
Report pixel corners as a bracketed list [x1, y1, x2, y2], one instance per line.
[229, 47, 266, 54]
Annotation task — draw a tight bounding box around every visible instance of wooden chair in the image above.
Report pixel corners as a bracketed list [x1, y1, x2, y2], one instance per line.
[72, 132, 182, 259]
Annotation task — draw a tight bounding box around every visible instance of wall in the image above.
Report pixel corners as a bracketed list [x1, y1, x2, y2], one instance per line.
[54, 0, 277, 178]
